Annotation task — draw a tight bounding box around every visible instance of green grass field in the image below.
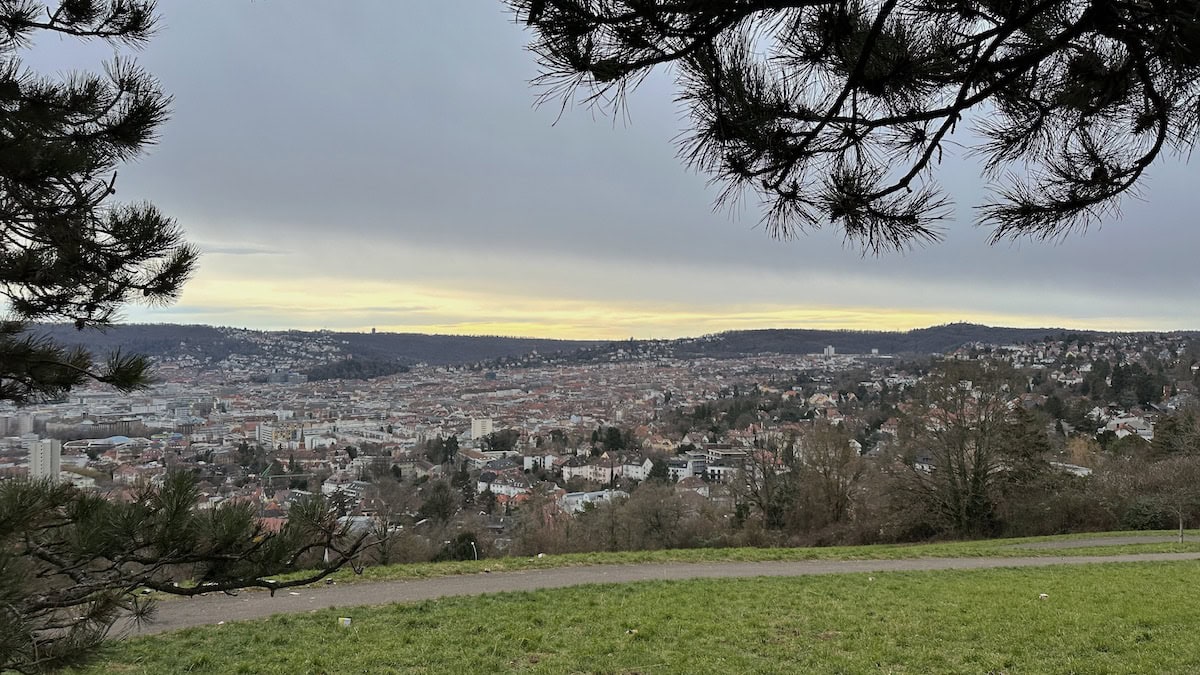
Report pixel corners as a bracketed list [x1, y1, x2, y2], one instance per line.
[88, 559, 1200, 674]
[271, 530, 1200, 586]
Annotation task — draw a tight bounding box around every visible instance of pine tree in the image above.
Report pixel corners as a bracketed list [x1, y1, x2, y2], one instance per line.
[0, 5, 367, 670]
[0, 473, 371, 672]
[1, 0, 197, 404]
[509, 0, 1200, 251]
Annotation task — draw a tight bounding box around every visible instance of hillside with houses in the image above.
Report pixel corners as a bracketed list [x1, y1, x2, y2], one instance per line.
[5, 326, 1200, 558]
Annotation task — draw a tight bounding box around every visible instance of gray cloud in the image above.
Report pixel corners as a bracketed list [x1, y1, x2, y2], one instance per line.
[30, 0, 1200, 333]
[198, 244, 289, 256]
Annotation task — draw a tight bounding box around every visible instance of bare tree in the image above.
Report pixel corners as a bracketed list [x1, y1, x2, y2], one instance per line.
[797, 420, 865, 528]
[1144, 455, 1200, 543]
[738, 436, 799, 530]
[898, 363, 1018, 537]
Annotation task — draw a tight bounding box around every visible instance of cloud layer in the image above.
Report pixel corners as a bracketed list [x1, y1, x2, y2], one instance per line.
[29, 2, 1200, 337]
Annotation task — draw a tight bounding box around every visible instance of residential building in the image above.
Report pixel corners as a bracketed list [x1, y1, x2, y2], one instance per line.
[29, 439, 61, 481]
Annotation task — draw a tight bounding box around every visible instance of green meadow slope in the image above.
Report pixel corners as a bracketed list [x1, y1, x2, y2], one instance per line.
[86, 561, 1200, 674]
[81, 535, 1200, 674]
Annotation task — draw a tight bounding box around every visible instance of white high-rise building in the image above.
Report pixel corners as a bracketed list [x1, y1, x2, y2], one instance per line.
[471, 417, 494, 440]
[823, 345, 836, 357]
[29, 439, 61, 481]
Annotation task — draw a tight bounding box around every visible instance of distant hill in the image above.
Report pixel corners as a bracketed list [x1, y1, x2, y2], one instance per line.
[672, 323, 1104, 357]
[24, 322, 1190, 375]
[333, 331, 602, 365]
[29, 324, 251, 361]
[25, 324, 603, 368]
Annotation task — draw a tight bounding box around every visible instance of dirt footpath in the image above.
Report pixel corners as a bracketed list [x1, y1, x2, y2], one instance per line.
[122, 551, 1200, 636]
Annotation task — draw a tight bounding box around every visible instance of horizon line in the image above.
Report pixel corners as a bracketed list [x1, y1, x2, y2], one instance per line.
[27, 320, 1200, 343]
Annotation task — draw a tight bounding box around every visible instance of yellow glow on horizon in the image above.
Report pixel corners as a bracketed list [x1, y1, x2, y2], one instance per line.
[152, 274, 1187, 340]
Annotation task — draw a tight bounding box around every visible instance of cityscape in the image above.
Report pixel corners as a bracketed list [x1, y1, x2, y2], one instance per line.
[6, 325, 1197, 555]
[7, 0, 1200, 671]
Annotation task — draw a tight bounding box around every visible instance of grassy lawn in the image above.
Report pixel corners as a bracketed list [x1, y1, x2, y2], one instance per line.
[268, 530, 1200, 585]
[87, 560, 1200, 674]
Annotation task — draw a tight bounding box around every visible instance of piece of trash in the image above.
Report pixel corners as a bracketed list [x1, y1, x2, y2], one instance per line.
[537, 553, 545, 559]
[1039, 593, 1049, 600]
[337, 617, 352, 628]
[325, 579, 335, 585]
[868, 577, 875, 582]
[289, 592, 301, 596]
[484, 568, 492, 573]
[625, 629, 638, 635]
[217, 621, 225, 626]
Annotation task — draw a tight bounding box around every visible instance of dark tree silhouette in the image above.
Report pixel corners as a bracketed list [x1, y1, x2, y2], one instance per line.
[0, 5, 369, 671]
[897, 362, 1043, 537]
[0, 473, 371, 673]
[507, 0, 1200, 251]
[0, 0, 197, 404]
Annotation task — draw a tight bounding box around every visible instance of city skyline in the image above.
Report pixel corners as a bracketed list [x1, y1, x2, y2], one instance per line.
[23, 2, 1200, 340]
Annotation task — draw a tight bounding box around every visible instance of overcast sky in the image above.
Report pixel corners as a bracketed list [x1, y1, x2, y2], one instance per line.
[25, 1, 1200, 338]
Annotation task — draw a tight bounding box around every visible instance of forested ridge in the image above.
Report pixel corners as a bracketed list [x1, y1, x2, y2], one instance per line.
[26, 322, 1195, 370]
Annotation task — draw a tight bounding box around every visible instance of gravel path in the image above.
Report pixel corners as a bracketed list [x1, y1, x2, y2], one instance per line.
[122, 551, 1200, 636]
